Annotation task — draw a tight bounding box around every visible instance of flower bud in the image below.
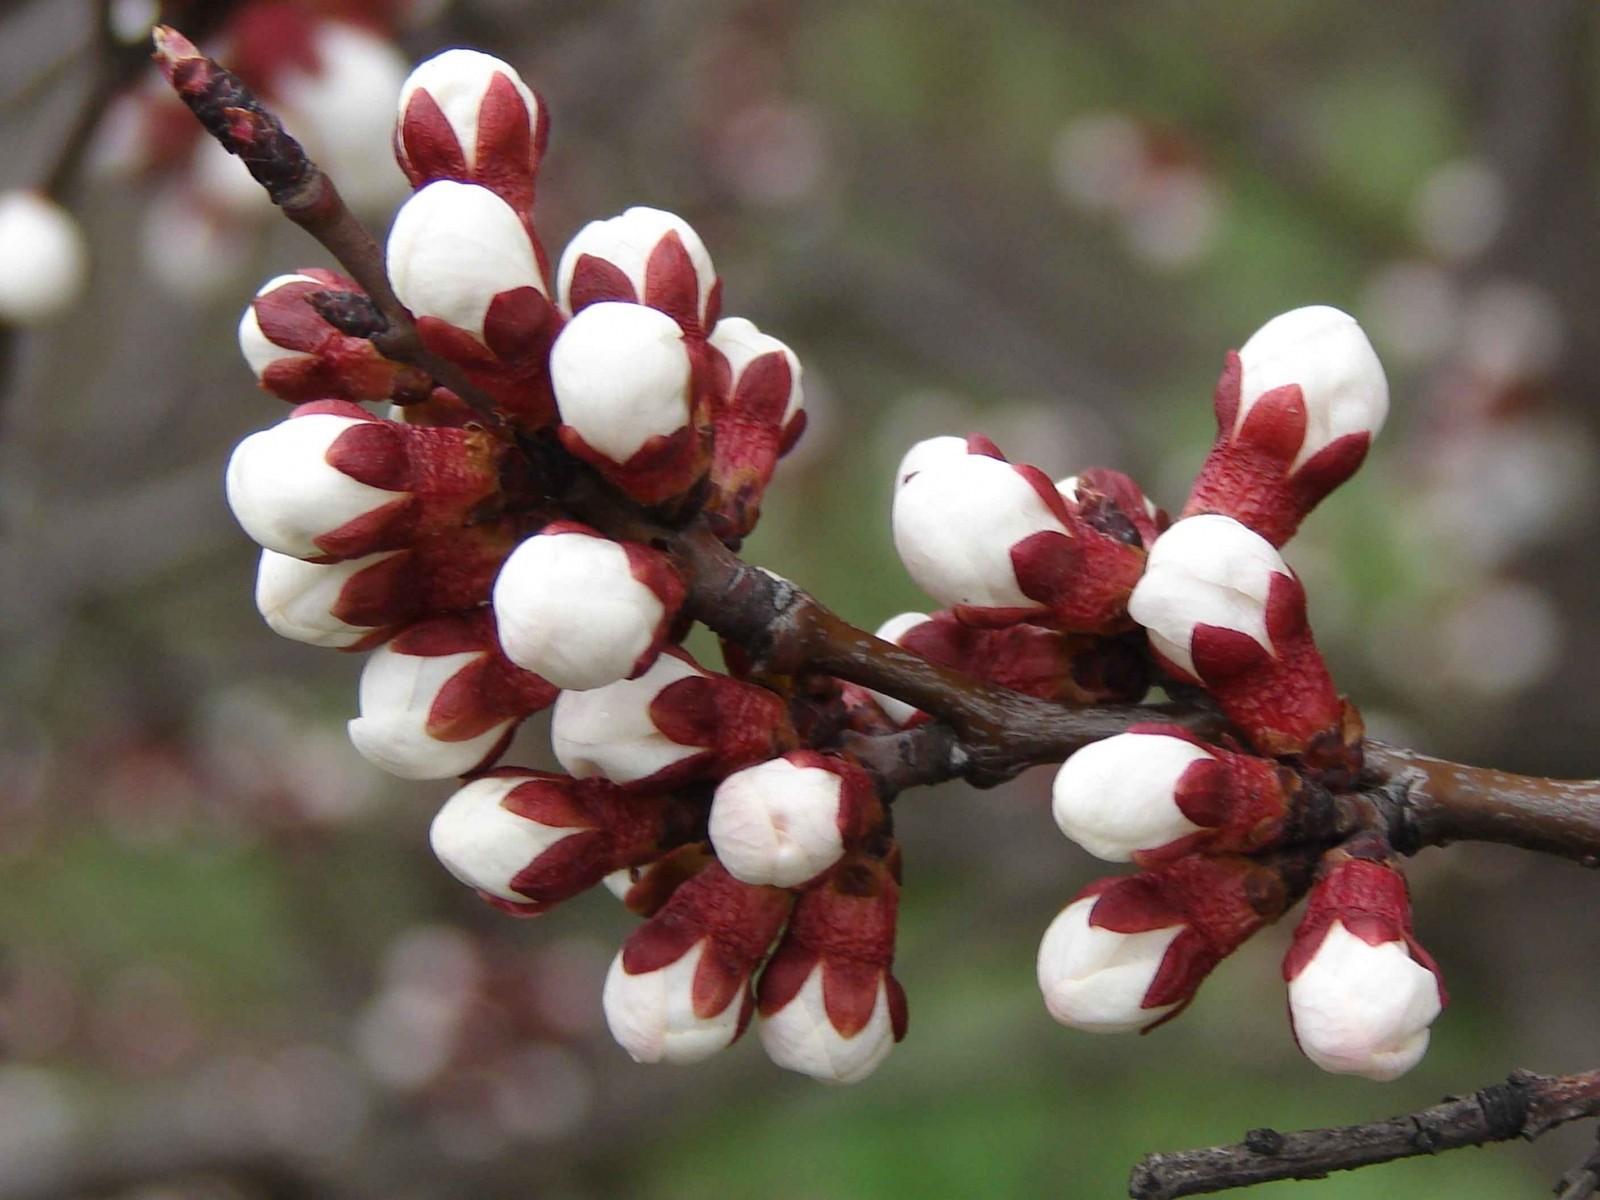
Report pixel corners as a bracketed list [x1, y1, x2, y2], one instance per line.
[757, 854, 907, 1084]
[395, 49, 547, 212]
[430, 770, 687, 916]
[1127, 514, 1355, 770]
[1038, 856, 1288, 1033]
[551, 649, 793, 789]
[1184, 306, 1389, 545]
[603, 862, 792, 1064]
[551, 301, 712, 504]
[703, 317, 805, 540]
[224, 400, 502, 561]
[491, 521, 686, 691]
[709, 752, 882, 888]
[862, 612, 932, 725]
[0, 190, 88, 325]
[253, 522, 517, 649]
[1051, 725, 1291, 864]
[891, 436, 1145, 632]
[239, 269, 430, 404]
[386, 180, 558, 427]
[557, 207, 719, 333]
[1285, 848, 1445, 1081]
[347, 611, 557, 779]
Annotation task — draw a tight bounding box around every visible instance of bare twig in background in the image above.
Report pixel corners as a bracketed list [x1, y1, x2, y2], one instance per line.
[1129, 1070, 1600, 1199]
[1555, 1126, 1600, 1200]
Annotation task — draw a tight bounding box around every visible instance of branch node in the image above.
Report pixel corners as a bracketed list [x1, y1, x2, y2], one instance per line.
[1242, 1128, 1285, 1156]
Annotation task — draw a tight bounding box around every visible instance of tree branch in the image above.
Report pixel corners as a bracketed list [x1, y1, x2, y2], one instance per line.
[1128, 1069, 1600, 1199]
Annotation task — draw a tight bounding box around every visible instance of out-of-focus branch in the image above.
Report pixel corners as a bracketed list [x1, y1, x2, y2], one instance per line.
[1129, 1069, 1600, 1199]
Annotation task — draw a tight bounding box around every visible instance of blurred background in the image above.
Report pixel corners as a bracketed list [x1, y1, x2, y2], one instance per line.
[2, 0, 1599, 1196]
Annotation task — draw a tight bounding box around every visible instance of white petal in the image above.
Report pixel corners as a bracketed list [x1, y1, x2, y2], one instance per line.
[347, 644, 510, 780]
[238, 273, 323, 378]
[709, 759, 846, 887]
[709, 316, 803, 426]
[892, 452, 1062, 609]
[759, 966, 895, 1084]
[398, 48, 539, 175]
[1036, 897, 1182, 1033]
[429, 775, 580, 902]
[556, 206, 715, 323]
[224, 414, 401, 559]
[1051, 732, 1212, 861]
[893, 436, 969, 492]
[550, 302, 694, 463]
[1288, 922, 1441, 1081]
[549, 653, 703, 783]
[387, 180, 544, 339]
[602, 941, 741, 1065]
[254, 549, 397, 647]
[1237, 305, 1389, 471]
[0, 191, 88, 325]
[492, 530, 665, 690]
[1127, 514, 1283, 678]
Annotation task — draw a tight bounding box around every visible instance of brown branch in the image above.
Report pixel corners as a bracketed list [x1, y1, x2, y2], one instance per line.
[1129, 1069, 1600, 1199]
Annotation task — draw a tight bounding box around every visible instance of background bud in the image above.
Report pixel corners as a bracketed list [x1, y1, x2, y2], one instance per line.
[0, 190, 88, 325]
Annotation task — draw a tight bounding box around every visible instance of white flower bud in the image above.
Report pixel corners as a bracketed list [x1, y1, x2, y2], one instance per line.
[893, 435, 969, 492]
[254, 548, 398, 647]
[224, 413, 400, 559]
[550, 652, 704, 783]
[892, 447, 1062, 609]
[0, 191, 88, 325]
[386, 180, 545, 338]
[1036, 896, 1182, 1033]
[709, 317, 804, 428]
[429, 776, 581, 903]
[551, 302, 694, 464]
[492, 528, 667, 691]
[1051, 732, 1212, 862]
[397, 49, 539, 174]
[1288, 922, 1442, 1081]
[759, 966, 897, 1084]
[1237, 306, 1389, 472]
[557, 206, 715, 324]
[863, 612, 930, 725]
[347, 642, 510, 780]
[1126, 514, 1283, 679]
[709, 758, 847, 888]
[602, 941, 741, 1065]
[237, 273, 322, 378]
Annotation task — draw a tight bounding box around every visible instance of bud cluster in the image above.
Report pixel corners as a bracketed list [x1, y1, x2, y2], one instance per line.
[221, 45, 904, 1083]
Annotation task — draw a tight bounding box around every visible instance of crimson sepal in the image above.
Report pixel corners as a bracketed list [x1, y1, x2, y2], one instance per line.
[702, 342, 801, 542]
[1282, 843, 1446, 1006]
[388, 609, 558, 744]
[636, 650, 798, 790]
[1080, 854, 1293, 1029]
[756, 852, 908, 1042]
[567, 231, 719, 337]
[473, 768, 699, 917]
[1074, 467, 1168, 550]
[613, 843, 716, 918]
[1183, 352, 1373, 547]
[412, 285, 563, 431]
[397, 69, 549, 220]
[1120, 723, 1296, 866]
[619, 860, 793, 1024]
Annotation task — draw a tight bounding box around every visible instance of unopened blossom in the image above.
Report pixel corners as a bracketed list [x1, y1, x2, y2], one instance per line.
[492, 521, 686, 691]
[551, 648, 793, 789]
[395, 49, 546, 212]
[1285, 846, 1445, 1081]
[557, 206, 719, 333]
[1128, 514, 1355, 772]
[709, 752, 882, 888]
[224, 400, 502, 561]
[238, 269, 430, 404]
[0, 191, 88, 325]
[347, 611, 557, 779]
[1038, 856, 1288, 1033]
[1185, 306, 1389, 545]
[1051, 725, 1292, 864]
[758, 853, 907, 1084]
[551, 301, 712, 503]
[603, 862, 792, 1064]
[430, 769, 690, 915]
[892, 435, 1145, 632]
[253, 523, 517, 649]
[703, 316, 806, 540]
[386, 179, 558, 427]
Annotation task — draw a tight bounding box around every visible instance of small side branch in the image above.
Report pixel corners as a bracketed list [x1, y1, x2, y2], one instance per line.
[1128, 1069, 1600, 1199]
